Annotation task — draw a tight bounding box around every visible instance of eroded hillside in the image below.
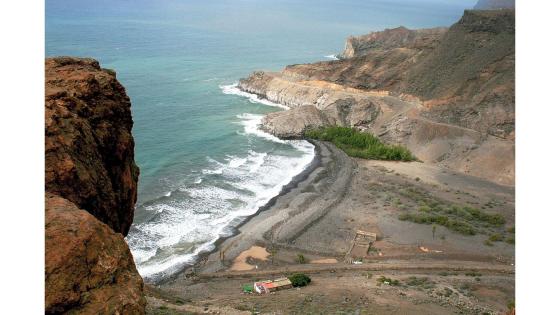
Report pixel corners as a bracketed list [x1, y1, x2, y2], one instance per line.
[239, 10, 515, 185]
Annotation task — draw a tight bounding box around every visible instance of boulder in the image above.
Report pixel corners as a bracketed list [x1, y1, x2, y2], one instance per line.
[45, 193, 146, 314]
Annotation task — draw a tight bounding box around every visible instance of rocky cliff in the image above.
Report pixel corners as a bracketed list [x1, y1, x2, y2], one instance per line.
[45, 57, 139, 236]
[238, 10, 515, 185]
[45, 57, 145, 314]
[339, 26, 447, 59]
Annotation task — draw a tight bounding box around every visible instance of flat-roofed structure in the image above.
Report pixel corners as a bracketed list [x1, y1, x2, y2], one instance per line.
[254, 277, 293, 294]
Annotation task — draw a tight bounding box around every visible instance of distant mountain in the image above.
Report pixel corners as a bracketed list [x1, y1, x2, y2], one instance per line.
[474, 0, 515, 10]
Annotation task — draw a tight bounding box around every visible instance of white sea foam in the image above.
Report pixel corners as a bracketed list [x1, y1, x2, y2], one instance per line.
[236, 113, 286, 144]
[128, 140, 314, 280]
[126, 85, 316, 281]
[220, 83, 290, 109]
[324, 54, 340, 60]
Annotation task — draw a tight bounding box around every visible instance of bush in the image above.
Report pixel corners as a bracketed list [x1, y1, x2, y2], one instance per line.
[377, 276, 400, 286]
[289, 273, 311, 287]
[406, 276, 435, 289]
[465, 271, 482, 277]
[305, 127, 415, 161]
[295, 253, 307, 264]
[463, 207, 505, 226]
[488, 233, 504, 242]
[398, 213, 476, 235]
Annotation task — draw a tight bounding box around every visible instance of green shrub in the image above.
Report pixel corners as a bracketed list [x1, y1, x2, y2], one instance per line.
[488, 233, 504, 242]
[289, 273, 311, 287]
[377, 276, 400, 286]
[463, 207, 505, 226]
[406, 276, 435, 289]
[465, 271, 482, 277]
[446, 219, 476, 235]
[304, 127, 415, 161]
[295, 253, 307, 264]
[398, 213, 475, 235]
[418, 205, 432, 212]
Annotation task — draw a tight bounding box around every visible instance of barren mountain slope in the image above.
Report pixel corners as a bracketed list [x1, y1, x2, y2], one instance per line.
[238, 10, 515, 185]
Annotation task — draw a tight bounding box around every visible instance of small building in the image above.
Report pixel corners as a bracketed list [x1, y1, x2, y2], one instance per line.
[254, 277, 293, 294]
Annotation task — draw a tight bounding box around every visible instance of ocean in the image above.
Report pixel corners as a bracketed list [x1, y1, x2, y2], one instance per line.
[46, 0, 475, 281]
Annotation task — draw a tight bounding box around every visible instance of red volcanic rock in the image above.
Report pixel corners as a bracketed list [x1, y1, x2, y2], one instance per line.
[45, 193, 145, 314]
[45, 57, 139, 236]
[45, 57, 145, 314]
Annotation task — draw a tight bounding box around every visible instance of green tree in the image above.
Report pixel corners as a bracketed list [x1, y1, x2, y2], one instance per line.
[289, 273, 311, 287]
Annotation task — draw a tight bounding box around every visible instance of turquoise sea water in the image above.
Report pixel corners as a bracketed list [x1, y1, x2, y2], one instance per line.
[46, 0, 475, 281]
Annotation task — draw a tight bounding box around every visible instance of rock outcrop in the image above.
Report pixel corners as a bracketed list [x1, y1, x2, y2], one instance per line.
[261, 105, 334, 139]
[45, 57, 139, 236]
[45, 57, 145, 314]
[45, 193, 145, 314]
[239, 72, 384, 129]
[339, 26, 447, 59]
[238, 10, 515, 185]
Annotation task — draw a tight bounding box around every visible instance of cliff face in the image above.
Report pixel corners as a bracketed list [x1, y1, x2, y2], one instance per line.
[45, 57, 145, 314]
[238, 10, 515, 185]
[45, 57, 139, 236]
[339, 26, 447, 59]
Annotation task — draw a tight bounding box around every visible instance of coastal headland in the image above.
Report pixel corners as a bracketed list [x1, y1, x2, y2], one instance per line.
[146, 9, 515, 315]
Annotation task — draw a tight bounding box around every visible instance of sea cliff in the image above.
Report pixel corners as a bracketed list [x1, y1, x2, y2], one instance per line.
[45, 57, 145, 314]
[238, 10, 515, 185]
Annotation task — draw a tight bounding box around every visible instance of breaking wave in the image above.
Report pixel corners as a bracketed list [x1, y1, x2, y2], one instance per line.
[126, 86, 314, 282]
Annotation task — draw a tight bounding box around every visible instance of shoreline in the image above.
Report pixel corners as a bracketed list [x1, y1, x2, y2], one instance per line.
[154, 137, 356, 284]
[151, 141, 323, 284]
[175, 139, 356, 276]
[141, 87, 319, 284]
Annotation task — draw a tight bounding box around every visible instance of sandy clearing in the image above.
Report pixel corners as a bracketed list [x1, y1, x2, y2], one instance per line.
[229, 245, 270, 271]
